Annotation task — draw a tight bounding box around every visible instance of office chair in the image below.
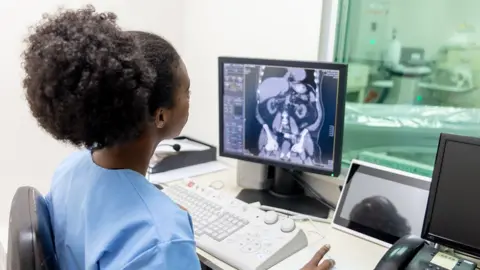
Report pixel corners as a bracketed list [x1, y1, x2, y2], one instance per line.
[7, 186, 58, 270]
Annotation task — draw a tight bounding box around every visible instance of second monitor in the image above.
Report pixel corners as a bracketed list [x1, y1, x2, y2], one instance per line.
[218, 57, 348, 218]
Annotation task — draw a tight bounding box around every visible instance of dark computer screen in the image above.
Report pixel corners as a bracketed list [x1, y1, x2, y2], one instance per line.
[219, 58, 346, 175]
[426, 138, 480, 254]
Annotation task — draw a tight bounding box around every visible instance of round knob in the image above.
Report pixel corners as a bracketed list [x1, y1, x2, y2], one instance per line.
[264, 211, 279, 225]
[280, 218, 296, 233]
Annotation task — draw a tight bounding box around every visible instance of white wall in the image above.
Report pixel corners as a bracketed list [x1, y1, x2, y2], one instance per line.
[82, 0, 186, 55]
[0, 0, 186, 226]
[0, 0, 73, 227]
[0, 0, 325, 226]
[181, 0, 324, 148]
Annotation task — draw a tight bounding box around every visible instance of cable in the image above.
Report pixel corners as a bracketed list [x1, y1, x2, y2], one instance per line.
[289, 171, 337, 210]
[258, 205, 331, 224]
[306, 217, 325, 236]
[157, 143, 181, 152]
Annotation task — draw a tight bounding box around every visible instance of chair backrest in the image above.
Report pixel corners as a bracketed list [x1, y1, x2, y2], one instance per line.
[7, 187, 58, 270]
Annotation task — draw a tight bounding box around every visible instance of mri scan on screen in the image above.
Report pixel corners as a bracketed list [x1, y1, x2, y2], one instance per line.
[255, 67, 324, 165]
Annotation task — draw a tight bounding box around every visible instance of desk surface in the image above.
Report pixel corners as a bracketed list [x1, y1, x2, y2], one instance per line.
[171, 168, 388, 270]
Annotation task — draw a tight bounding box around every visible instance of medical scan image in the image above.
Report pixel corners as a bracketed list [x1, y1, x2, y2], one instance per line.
[222, 63, 339, 170]
[254, 67, 323, 165]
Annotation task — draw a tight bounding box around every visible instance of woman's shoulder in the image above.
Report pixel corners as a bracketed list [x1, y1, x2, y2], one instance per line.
[52, 150, 194, 243]
[87, 184, 198, 269]
[131, 181, 195, 242]
[82, 174, 195, 256]
[91, 169, 194, 243]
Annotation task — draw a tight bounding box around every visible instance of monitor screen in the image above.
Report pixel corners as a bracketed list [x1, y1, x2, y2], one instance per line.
[424, 136, 480, 256]
[333, 161, 430, 246]
[218, 57, 347, 175]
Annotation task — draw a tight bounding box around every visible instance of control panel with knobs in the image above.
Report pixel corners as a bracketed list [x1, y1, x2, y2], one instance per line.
[264, 211, 279, 225]
[263, 210, 296, 233]
[162, 181, 308, 270]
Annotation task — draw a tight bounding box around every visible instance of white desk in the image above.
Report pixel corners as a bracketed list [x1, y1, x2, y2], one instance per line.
[170, 168, 388, 270]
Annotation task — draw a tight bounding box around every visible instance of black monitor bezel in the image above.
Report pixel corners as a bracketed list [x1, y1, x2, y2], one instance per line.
[422, 133, 480, 257]
[218, 56, 348, 176]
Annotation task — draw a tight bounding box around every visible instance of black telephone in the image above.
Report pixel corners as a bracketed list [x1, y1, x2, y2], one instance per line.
[375, 235, 477, 270]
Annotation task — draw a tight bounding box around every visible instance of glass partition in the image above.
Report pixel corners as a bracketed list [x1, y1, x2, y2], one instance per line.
[334, 0, 480, 176]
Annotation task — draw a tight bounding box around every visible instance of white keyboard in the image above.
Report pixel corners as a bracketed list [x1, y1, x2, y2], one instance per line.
[163, 182, 308, 270]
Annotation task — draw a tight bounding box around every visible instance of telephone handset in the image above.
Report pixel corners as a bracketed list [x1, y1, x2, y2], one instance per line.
[375, 235, 426, 270]
[375, 235, 477, 270]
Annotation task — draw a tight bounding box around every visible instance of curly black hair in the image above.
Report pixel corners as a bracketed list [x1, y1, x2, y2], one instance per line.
[349, 196, 412, 237]
[22, 5, 181, 148]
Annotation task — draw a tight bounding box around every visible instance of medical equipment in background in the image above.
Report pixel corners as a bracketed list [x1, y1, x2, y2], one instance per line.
[341, 102, 480, 174]
[334, 1, 480, 106]
[381, 29, 432, 104]
[367, 38, 478, 106]
[338, 0, 391, 104]
[418, 27, 480, 107]
[346, 63, 370, 102]
[384, 28, 401, 67]
[345, 0, 392, 63]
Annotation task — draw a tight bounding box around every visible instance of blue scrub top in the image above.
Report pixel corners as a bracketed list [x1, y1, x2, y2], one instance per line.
[46, 151, 201, 269]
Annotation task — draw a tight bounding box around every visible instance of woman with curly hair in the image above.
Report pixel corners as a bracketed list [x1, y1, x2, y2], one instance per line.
[23, 5, 335, 270]
[23, 6, 196, 269]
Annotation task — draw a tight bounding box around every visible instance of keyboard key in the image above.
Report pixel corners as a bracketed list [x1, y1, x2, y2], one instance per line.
[217, 232, 229, 241]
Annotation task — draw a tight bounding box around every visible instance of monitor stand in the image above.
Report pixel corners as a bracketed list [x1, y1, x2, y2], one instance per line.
[236, 166, 330, 218]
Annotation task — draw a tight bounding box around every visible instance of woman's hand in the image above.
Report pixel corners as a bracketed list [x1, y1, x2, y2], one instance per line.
[301, 244, 335, 270]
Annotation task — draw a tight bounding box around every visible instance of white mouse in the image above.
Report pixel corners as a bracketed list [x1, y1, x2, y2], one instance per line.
[280, 218, 296, 233]
[264, 211, 279, 225]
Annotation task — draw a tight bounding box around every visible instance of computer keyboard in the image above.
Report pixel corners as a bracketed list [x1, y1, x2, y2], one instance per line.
[162, 182, 308, 270]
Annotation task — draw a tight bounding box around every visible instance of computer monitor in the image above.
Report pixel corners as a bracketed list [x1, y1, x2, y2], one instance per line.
[333, 159, 431, 247]
[218, 57, 347, 218]
[422, 133, 480, 257]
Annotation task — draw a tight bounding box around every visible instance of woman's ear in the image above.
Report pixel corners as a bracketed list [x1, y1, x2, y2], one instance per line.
[155, 108, 166, 128]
